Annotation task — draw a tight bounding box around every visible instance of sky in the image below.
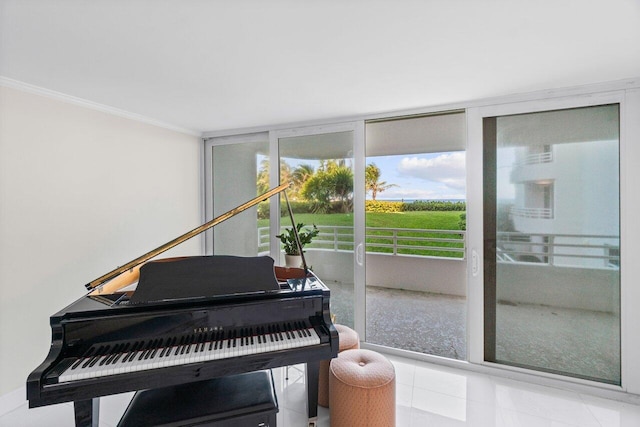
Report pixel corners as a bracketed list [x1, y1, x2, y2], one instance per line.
[367, 151, 466, 201]
[278, 150, 467, 201]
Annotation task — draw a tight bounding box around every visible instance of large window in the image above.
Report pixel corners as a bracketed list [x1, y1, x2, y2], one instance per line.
[203, 84, 640, 394]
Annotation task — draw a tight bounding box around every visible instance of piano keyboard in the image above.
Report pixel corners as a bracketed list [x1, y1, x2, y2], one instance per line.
[58, 322, 320, 383]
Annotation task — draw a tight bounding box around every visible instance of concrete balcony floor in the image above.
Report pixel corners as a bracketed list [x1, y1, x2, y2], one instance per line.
[327, 281, 620, 384]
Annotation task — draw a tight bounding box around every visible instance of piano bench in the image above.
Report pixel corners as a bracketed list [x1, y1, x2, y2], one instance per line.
[117, 370, 278, 427]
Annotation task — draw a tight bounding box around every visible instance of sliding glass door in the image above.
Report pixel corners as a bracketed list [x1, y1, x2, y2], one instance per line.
[470, 97, 622, 384]
[273, 124, 365, 332]
[204, 133, 271, 256]
[364, 112, 468, 359]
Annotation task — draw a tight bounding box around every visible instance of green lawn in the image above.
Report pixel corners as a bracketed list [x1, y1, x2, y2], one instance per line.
[264, 211, 466, 258]
[261, 210, 463, 229]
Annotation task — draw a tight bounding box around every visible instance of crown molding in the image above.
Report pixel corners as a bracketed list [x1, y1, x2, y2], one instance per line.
[0, 76, 201, 137]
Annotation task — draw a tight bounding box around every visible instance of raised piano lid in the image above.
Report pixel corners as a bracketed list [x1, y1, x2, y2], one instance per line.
[85, 183, 290, 294]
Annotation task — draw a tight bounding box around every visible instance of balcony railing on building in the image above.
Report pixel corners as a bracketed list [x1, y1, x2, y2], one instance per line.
[497, 232, 620, 269]
[510, 206, 553, 219]
[517, 150, 553, 166]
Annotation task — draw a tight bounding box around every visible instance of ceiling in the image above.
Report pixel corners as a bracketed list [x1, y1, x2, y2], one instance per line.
[1, 0, 639, 135]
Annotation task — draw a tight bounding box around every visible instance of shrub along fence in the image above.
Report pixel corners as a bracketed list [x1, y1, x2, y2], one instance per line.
[258, 200, 467, 219]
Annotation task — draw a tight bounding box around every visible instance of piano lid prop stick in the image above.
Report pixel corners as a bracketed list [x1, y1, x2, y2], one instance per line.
[282, 191, 309, 288]
[86, 183, 291, 291]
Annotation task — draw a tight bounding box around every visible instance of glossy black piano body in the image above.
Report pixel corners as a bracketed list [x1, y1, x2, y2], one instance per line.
[27, 185, 338, 426]
[27, 262, 337, 425]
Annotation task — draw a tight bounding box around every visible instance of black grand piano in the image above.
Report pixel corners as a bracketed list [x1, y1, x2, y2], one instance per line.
[26, 184, 338, 426]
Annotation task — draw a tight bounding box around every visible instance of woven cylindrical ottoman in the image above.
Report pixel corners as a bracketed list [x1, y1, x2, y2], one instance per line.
[329, 349, 396, 427]
[318, 324, 359, 407]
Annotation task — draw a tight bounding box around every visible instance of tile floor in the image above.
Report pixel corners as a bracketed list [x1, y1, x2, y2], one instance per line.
[2, 353, 640, 426]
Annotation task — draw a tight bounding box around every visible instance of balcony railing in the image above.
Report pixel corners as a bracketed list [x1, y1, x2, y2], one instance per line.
[517, 151, 553, 165]
[497, 232, 620, 269]
[259, 226, 466, 259]
[510, 206, 553, 219]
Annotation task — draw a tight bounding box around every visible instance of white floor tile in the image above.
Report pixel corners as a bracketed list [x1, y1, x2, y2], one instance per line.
[492, 377, 601, 427]
[387, 354, 417, 387]
[580, 393, 640, 427]
[500, 407, 579, 427]
[5, 354, 640, 427]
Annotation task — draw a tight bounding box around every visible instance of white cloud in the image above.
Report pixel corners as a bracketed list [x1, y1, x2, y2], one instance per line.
[397, 152, 466, 191]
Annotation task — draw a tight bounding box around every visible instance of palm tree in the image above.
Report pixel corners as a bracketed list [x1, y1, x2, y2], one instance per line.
[301, 160, 354, 213]
[290, 164, 315, 200]
[365, 163, 397, 200]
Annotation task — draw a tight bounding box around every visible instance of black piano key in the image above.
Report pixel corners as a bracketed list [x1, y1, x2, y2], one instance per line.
[71, 358, 84, 370]
[214, 331, 221, 350]
[176, 336, 186, 356]
[145, 340, 157, 359]
[124, 341, 141, 363]
[82, 346, 103, 368]
[72, 346, 96, 370]
[102, 346, 118, 366]
[296, 322, 304, 338]
[208, 334, 214, 352]
[285, 324, 292, 340]
[159, 337, 172, 358]
[197, 334, 205, 353]
[210, 331, 217, 351]
[185, 335, 193, 354]
[88, 354, 103, 368]
[111, 342, 129, 365]
[139, 341, 152, 361]
[91, 345, 111, 367]
[149, 341, 159, 359]
[301, 322, 311, 337]
[102, 344, 122, 366]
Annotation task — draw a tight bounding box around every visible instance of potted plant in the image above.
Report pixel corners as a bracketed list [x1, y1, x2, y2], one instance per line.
[276, 223, 319, 267]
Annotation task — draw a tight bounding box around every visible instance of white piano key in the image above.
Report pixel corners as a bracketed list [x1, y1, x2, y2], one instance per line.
[58, 323, 324, 383]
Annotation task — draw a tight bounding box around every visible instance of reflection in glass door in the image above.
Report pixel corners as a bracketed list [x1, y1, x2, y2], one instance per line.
[484, 104, 621, 384]
[207, 135, 270, 256]
[277, 130, 357, 329]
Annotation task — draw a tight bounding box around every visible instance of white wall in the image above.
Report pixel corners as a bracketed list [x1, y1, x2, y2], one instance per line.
[0, 87, 202, 395]
[366, 254, 467, 297]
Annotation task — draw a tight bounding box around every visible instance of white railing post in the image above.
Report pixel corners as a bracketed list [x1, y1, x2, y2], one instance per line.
[393, 230, 398, 255]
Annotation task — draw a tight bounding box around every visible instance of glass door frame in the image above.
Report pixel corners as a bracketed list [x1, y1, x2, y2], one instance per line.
[466, 90, 640, 391]
[269, 122, 366, 338]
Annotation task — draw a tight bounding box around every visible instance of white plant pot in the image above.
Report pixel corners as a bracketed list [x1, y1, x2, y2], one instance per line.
[285, 254, 303, 268]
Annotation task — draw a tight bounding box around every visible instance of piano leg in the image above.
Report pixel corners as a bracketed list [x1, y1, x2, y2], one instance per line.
[306, 360, 319, 426]
[74, 398, 99, 427]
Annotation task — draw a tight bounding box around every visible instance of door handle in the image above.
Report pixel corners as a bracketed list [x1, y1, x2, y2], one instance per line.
[472, 249, 479, 277]
[356, 243, 364, 266]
